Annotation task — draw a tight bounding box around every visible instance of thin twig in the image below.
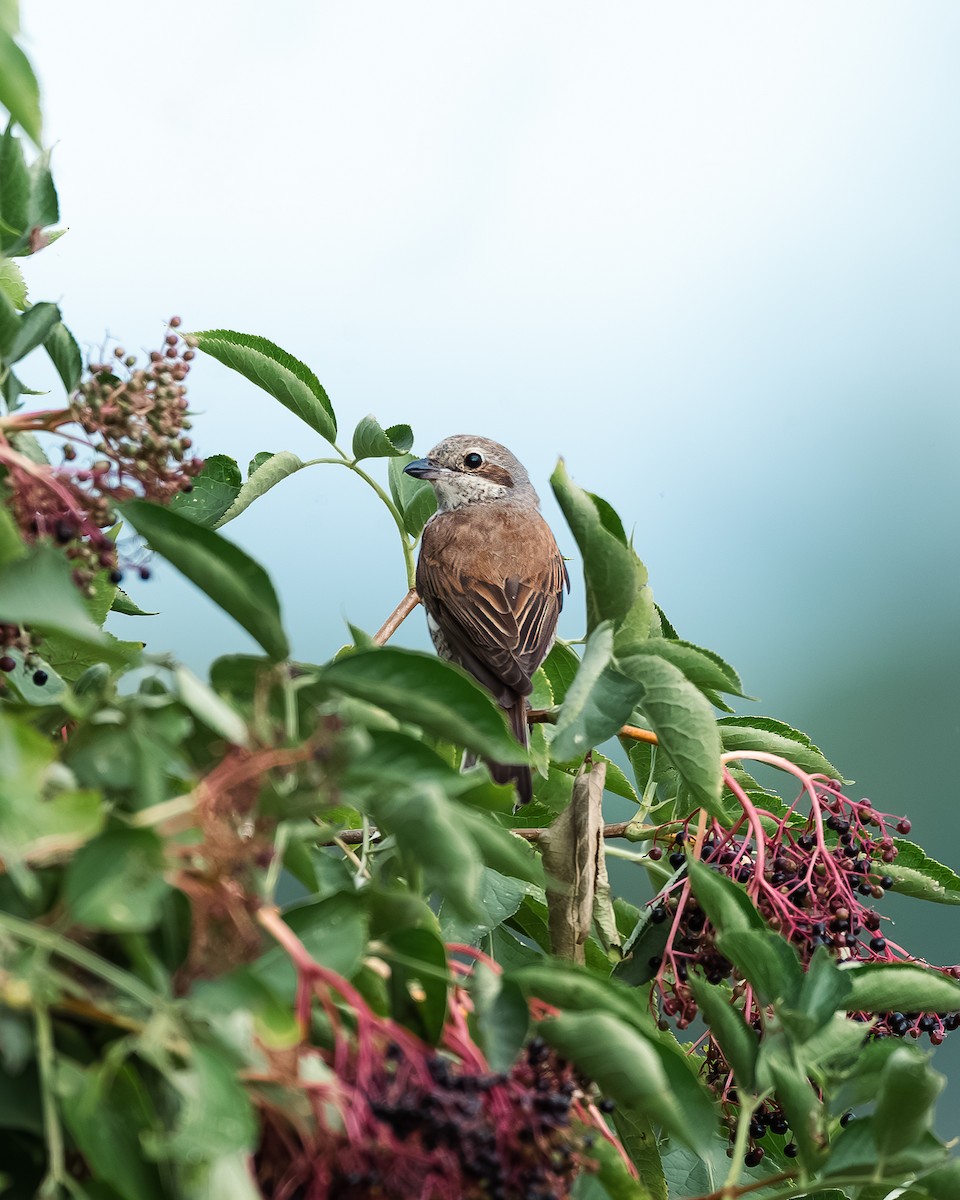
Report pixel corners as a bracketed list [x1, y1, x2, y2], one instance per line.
[619, 723, 659, 745]
[373, 588, 420, 645]
[526, 710, 660, 746]
[329, 820, 635, 846]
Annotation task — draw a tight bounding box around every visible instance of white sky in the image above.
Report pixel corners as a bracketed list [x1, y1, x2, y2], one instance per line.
[16, 2, 960, 682]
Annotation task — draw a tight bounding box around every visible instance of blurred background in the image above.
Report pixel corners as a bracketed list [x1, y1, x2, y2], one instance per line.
[19, 1, 960, 1127]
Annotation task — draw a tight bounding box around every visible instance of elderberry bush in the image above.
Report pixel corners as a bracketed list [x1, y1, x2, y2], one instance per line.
[2, 11, 960, 1200]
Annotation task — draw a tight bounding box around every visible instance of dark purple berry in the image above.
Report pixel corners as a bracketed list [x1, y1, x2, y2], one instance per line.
[669, 851, 685, 869]
[784, 1142, 799, 1158]
[32, 670, 48, 686]
[0, 655, 15, 672]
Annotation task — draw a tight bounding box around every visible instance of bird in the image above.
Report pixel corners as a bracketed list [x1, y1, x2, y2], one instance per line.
[404, 435, 568, 804]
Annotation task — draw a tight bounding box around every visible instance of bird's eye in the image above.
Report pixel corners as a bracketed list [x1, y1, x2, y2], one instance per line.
[463, 452, 483, 469]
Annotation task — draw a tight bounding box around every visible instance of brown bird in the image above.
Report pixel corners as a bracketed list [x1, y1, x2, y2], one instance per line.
[405, 435, 568, 804]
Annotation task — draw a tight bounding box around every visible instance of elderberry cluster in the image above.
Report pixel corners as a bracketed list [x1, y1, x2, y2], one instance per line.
[69, 317, 201, 507]
[644, 782, 959, 1044]
[0, 319, 201, 671]
[262, 1037, 596, 1200]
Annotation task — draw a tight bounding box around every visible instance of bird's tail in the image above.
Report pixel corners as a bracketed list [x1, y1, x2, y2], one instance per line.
[488, 695, 532, 805]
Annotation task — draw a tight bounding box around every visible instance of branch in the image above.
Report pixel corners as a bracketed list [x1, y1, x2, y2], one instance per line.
[527, 710, 660, 747]
[374, 588, 420, 645]
[330, 820, 638, 846]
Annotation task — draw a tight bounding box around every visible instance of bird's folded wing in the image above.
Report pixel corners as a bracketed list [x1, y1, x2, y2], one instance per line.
[417, 552, 567, 701]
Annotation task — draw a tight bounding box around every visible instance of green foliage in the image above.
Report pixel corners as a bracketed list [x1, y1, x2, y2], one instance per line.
[1, 17, 958, 1199]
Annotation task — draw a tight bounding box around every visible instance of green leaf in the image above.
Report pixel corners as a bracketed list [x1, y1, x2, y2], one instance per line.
[610, 1108, 667, 1200]
[41, 628, 142, 683]
[659, 1138, 778, 1199]
[716, 929, 804, 1008]
[0, 645, 66, 704]
[43, 319, 82, 390]
[717, 716, 842, 780]
[824, 1122, 945, 1180]
[0, 3, 17, 39]
[440, 867, 533, 946]
[384, 926, 449, 1043]
[576, 1132, 655, 1199]
[688, 974, 758, 1091]
[800, 947, 853, 1032]
[0, 34, 41, 146]
[189, 970, 300, 1050]
[508, 962, 659, 1037]
[621, 654, 723, 813]
[0, 123, 28, 251]
[0, 503, 24, 567]
[388, 453, 437, 537]
[872, 1046, 944, 1158]
[214, 450, 303, 527]
[0, 257, 26, 307]
[842, 962, 960, 1014]
[7, 298, 58, 362]
[166, 1042, 257, 1162]
[541, 640, 581, 705]
[110, 588, 158, 617]
[168, 454, 241, 527]
[883, 839, 960, 904]
[64, 828, 170, 931]
[120, 499, 289, 660]
[0, 285, 18, 358]
[551, 460, 652, 648]
[351, 415, 414, 460]
[549, 622, 641, 763]
[370, 780, 485, 917]
[320, 646, 526, 763]
[613, 892, 675, 987]
[173, 664, 249, 747]
[190, 328, 336, 443]
[0, 711, 104, 867]
[454, 806, 543, 885]
[918, 1160, 960, 1200]
[622, 639, 746, 699]
[0, 544, 116, 651]
[470, 963, 529, 1071]
[763, 1048, 822, 1167]
[686, 857, 765, 934]
[251, 893, 367, 998]
[58, 1060, 165, 1200]
[26, 147, 58, 228]
[539, 1011, 717, 1156]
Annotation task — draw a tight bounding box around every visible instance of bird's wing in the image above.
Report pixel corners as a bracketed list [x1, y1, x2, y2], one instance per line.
[416, 513, 567, 703]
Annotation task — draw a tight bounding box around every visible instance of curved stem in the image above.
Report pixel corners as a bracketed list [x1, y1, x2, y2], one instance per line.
[0, 911, 162, 1010]
[301, 446, 417, 589]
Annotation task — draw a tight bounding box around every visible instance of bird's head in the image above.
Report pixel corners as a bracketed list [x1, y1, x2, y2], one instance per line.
[404, 435, 540, 512]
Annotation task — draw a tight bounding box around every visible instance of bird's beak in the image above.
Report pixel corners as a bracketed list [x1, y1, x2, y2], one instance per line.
[403, 457, 442, 480]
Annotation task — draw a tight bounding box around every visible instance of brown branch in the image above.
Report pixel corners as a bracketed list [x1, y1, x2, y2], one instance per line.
[618, 723, 659, 745]
[374, 588, 420, 645]
[330, 820, 636, 846]
[526, 709, 659, 746]
[691, 1170, 795, 1200]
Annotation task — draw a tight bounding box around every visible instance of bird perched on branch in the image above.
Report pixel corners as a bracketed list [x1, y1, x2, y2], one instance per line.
[405, 435, 568, 804]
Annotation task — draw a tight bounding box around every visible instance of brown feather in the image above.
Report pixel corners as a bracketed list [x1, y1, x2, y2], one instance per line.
[416, 505, 568, 801]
